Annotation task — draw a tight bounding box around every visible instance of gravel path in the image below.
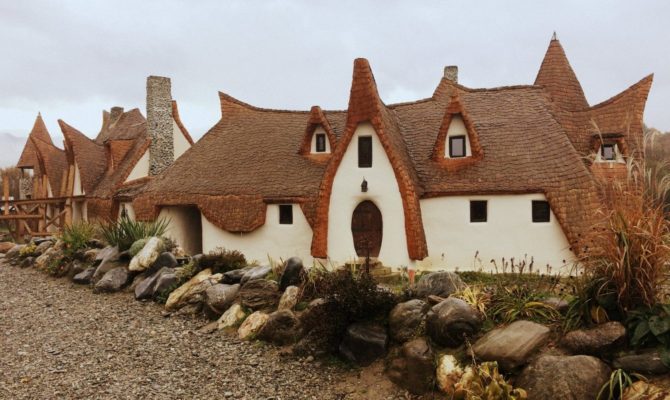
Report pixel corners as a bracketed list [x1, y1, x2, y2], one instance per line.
[0, 258, 406, 400]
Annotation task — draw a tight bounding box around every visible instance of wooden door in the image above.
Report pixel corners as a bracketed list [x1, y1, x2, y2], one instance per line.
[351, 200, 383, 257]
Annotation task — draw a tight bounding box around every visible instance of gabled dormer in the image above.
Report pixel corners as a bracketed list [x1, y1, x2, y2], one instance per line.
[299, 106, 336, 157]
[432, 93, 483, 169]
[591, 133, 627, 164]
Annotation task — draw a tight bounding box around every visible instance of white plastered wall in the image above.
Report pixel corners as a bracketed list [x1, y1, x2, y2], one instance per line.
[125, 150, 150, 183]
[73, 162, 84, 196]
[173, 118, 191, 160]
[445, 115, 472, 158]
[202, 204, 313, 264]
[310, 127, 331, 154]
[118, 202, 136, 221]
[159, 206, 202, 256]
[419, 193, 575, 274]
[327, 122, 413, 268]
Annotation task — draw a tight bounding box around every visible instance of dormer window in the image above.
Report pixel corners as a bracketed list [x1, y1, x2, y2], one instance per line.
[358, 136, 372, 168]
[449, 135, 466, 158]
[601, 144, 616, 161]
[315, 133, 326, 153]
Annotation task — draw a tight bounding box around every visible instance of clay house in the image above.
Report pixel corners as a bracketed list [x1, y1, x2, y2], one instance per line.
[10, 76, 193, 236]
[134, 36, 652, 271]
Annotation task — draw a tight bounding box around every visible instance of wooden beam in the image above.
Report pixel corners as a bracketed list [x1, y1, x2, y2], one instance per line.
[0, 214, 44, 220]
[3, 175, 9, 216]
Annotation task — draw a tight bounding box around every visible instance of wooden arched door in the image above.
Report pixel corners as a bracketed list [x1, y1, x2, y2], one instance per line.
[351, 200, 383, 257]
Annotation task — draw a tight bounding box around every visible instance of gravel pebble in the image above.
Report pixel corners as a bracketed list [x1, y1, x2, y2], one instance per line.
[0, 261, 407, 399]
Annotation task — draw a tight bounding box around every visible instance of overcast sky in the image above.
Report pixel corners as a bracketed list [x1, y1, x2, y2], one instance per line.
[1, 0, 668, 166]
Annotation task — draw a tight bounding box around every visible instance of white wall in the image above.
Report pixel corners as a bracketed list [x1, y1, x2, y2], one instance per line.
[125, 150, 149, 182]
[173, 118, 191, 160]
[420, 193, 575, 274]
[445, 115, 472, 158]
[327, 122, 413, 268]
[202, 204, 313, 264]
[73, 162, 84, 196]
[118, 201, 136, 221]
[310, 127, 331, 154]
[159, 206, 202, 256]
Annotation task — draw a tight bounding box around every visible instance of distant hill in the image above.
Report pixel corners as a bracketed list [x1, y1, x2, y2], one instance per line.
[0, 132, 27, 168]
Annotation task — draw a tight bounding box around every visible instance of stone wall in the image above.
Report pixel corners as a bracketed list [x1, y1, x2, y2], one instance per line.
[147, 76, 174, 176]
[19, 177, 32, 199]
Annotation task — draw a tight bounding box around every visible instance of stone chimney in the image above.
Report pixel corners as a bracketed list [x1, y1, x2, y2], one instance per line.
[444, 66, 458, 83]
[110, 106, 124, 124]
[146, 76, 174, 176]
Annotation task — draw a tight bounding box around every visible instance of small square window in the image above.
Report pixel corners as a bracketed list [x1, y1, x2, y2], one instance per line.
[532, 200, 551, 223]
[470, 200, 487, 223]
[601, 144, 616, 161]
[449, 136, 466, 158]
[315, 134, 326, 153]
[358, 136, 372, 168]
[279, 204, 293, 225]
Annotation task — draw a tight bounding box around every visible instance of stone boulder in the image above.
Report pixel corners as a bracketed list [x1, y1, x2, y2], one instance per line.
[238, 311, 269, 340]
[278, 285, 299, 310]
[416, 271, 465, 298]
[92, 247, 122, 282]
[389, 299, 430, 343]
[613, 350, 670, 375]
[34, 247, 62, 271]
[34, 240, 54, 256]
[426, 298, 482, 347]
[240, 265, 271, 285]
[205, 284, 240, 315]
[217, 303, 247, 330]
[82, 249, 99, 263]
[623, 381, 670, 400]
[134, 267, 176, 300]
[95, 246, 119, 263]
[165, 268, 221, 311]
[516, 355, 611, 400]
[436, 354, 464, 396]
[73, 266, 96, 285]
[150, 251, 178, 270]
[222, 268, 251, 284]
[239, 279, 280, 311]
[279, 257, 304, 291]
[561, 321, 627, 356]
[386, 338, 435, 395]
[257, 310, 302, 345]
[19, 257, 35, 269]
[472, 320, 550, 370]
[339, 322, 388, 366]
[0, 241, 15, 253]
[5, 244, 24, 261]
[129, 237, 163, 272]
[153, 270, 178, 296]
[542, 296, 570, 313]
[94, 267, 130, 293]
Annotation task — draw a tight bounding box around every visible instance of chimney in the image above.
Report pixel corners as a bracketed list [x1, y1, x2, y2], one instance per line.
[146, 76, 174, 176]
[444, 66, 458, 83]
[110, 106, 124, 124]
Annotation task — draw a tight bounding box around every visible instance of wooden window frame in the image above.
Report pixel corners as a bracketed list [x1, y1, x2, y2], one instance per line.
[315, 133, 327, 153]
[449, 135, 466, 158]
[358, 136, 372, 168]
[532, 200, 551, 223]
[279, 204, 293, 225]
[470, 200, 487, 223]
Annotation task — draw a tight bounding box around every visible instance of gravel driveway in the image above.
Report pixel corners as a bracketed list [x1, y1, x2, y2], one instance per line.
[0, 258, 406, 400]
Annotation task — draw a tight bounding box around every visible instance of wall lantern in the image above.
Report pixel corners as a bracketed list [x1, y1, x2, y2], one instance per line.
[361, 178, 368, 193]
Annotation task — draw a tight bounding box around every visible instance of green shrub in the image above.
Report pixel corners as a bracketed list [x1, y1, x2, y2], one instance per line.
[128, 238, 149, 257]
[194, 248, 246, 274]
[19, 243, 38, 258]
[455, 361, 527, 399]
[597, 369, 645, 400]
[489, 285, 560, 324]
[60, 222, 96, 258]
[626, 303, 670, 366]
[45, 255, 68, 277]
[100, 216, 169, 251]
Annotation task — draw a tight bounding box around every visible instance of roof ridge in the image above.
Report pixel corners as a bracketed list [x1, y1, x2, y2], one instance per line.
[586, 74, 654, 111]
